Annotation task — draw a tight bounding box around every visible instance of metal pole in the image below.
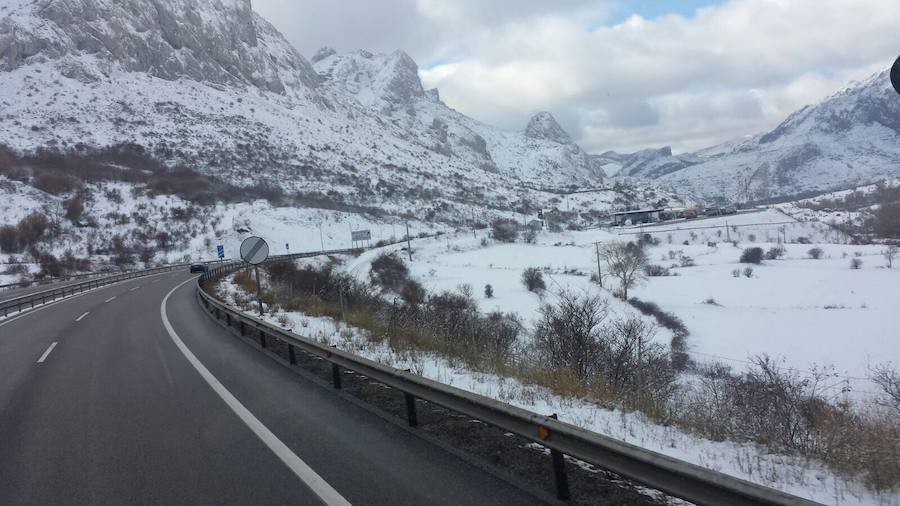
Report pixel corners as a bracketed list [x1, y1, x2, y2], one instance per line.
[406, 222, 412, 262]
[548, 414, 570, 500]
[595, 242, 603, 288]
[319, 223, 325, 253]
[255, 265, 263, 316]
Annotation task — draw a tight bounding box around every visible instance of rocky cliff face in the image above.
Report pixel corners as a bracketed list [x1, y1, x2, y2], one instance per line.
[524, 112, 572, 144]
[312, 48, 606, 184]
[0, 0, 319, 94]
[0, 0, 624, 224]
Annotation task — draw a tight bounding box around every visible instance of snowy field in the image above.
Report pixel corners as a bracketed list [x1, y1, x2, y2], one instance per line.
[216, 207, 900, 504]
[340, 210, 898, 398]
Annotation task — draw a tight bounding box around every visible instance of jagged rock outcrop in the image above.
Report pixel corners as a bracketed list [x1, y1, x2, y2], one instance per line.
[524, 111, 572, 144]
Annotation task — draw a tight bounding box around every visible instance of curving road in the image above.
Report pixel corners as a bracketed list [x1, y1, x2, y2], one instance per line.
[0, 269, 549, 505]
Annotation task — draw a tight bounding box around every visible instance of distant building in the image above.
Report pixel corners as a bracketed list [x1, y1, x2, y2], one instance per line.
[611, 208, 663, 226]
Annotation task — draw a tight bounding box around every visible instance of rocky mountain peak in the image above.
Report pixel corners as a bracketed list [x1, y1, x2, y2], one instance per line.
[524, 111, 572, 144]
[312, 48, 425, 111]
[0, 0, 319, 94]
[311, 46, 337, 64]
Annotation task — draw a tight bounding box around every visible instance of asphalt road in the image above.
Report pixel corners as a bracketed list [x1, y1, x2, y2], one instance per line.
[0, 270, 548, 505]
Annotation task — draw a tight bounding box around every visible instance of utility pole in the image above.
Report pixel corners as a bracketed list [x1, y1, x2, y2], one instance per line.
[319, 223, 325, 253]
[406, 222, 412, 261]
[725, 221, 730, 242]
[255, 265, 263, 316]
[594, 242, 603, 288]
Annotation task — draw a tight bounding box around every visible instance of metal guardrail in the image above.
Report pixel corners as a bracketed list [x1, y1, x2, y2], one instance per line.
[0, 263, 191, 318]
[196, 254, 821, 506]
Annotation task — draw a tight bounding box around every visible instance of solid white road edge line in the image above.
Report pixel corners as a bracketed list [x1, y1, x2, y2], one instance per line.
[160, 277, 351, 506]
[105, 296, 116, 303]
[37, 342, 58, 363]
[75, 311, 89, 322]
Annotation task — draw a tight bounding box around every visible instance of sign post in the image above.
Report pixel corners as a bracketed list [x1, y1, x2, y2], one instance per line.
[351, 229, 371, 248]
[239, 236, 269, 316]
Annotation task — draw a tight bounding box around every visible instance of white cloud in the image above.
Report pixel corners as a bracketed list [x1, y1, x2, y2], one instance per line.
[254, 0, 900, 153]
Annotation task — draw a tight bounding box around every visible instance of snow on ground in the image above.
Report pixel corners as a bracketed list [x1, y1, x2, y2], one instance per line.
[344, 211, 897, 398]
[217, 265, 899, 506]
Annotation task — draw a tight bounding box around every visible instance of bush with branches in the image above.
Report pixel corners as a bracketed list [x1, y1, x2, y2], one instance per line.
[370, 252, 409, 291]
[740, 247, 763, 264]
[521, 267, 546, 293]
[490, 218, 519, 243]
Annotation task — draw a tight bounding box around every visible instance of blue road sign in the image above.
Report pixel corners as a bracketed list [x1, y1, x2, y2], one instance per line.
[285, 243, 290, 252]
[216, 245, 225, 259]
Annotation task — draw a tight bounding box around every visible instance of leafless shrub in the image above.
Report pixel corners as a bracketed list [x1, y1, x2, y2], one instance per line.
[807, 247, 824, 259]
[370, 252, 409, 291]
[871, 364, 900, 414]
[850, 258, 863, 269]
[521, 267, 546, 293]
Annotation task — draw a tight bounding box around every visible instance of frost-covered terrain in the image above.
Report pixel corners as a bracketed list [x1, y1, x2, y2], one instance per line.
[0, 0, 673, 224]
[216, 216, 900, 504]
[610, 70, 900, 202]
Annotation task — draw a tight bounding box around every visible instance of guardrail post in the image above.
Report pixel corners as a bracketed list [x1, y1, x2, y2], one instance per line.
[239, 321, 245, 336]
[288, 344, 296, 365]
[225, 313, 231, 327]
[331, 364, 342, 389]
[548, 414, 570, 501]
[258, 329, 267, 348]
[405, 393, 418, 427]
[214, 308, 220, 320]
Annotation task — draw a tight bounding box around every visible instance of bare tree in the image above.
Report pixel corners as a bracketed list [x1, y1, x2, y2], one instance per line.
[600, 241, 647, 300]
[871, 364, 900, 413]
[884, 245, 898, 269]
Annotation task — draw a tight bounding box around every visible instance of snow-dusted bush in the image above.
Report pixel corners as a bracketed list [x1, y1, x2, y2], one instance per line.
[521, 267, 546, 293]
[400, 279, 426, 306]
[742, 266, 754, 278]
[644, 264, 670, 277]
[490, 218, 518, 243]
[483, 284, 494, 298]
[765, 246, 785, 260]
[739, 247, 763, 264]
[850, 258, 863, 269]
[369, 252, 409, 291]
[807, 247, 824, 259]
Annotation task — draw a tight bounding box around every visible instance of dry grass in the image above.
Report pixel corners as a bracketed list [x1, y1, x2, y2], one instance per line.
[221, 276, 900, 493]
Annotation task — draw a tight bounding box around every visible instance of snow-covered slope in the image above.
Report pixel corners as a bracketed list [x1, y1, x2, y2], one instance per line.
[311, 48, 606, 185]
[0, 0, 613, 223]
[647, 70, 900, 202]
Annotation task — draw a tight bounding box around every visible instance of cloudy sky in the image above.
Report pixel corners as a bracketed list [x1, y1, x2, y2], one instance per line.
[253, 0, 900, 153]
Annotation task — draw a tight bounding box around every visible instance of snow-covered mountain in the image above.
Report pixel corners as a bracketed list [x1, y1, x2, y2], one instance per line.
[594, 147, 700, 180]
[616, 69, 900, 202]
[310, 48, 605, 185]
[0, 0, 620, 223]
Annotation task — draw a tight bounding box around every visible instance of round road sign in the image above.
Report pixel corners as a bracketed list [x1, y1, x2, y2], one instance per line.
[240, 236, 269, 265]
[892, 54, 900, 96]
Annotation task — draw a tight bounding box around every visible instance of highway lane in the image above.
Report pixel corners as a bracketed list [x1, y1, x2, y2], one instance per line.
[0, 270, 550, 505]
[0, 272, 318, 505]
